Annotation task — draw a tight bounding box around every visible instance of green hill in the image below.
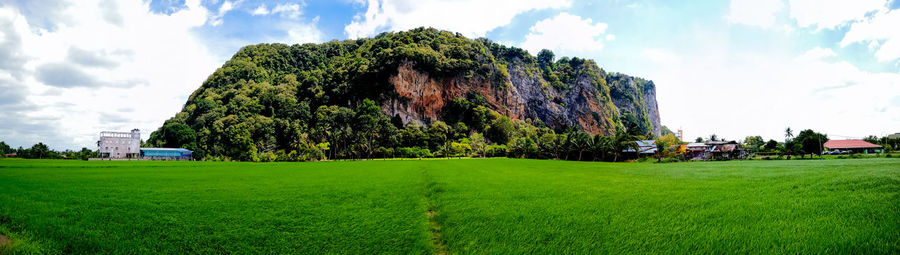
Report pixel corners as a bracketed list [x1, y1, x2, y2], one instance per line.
[149, 28, 661, 160]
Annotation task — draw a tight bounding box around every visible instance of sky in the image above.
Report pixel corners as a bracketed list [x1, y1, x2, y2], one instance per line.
[0, 0, 898, 150]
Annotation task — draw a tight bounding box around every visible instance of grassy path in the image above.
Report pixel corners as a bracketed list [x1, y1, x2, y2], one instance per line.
[0, 158, 898, 254]
[421, 167, 448, 255]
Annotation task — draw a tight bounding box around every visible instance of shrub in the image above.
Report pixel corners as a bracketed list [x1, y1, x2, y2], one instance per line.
[484, 144, 508, 157]
[397, 147, 432, 158]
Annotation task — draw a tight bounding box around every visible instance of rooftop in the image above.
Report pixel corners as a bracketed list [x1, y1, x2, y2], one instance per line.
[823, 140, 882, 149]
[140, 148, 193, 152]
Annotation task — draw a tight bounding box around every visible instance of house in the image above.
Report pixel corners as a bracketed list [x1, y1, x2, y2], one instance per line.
[824, 140, 883, 154]
[686, 142, 708, 160]
[98, 129, 141, 158]
[685, 141, 746, 160]
[706, 141, 745, 160]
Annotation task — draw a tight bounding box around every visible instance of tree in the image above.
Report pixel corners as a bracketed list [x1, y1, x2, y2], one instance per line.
[537, 133, 558, 159]
[450, 140, 472, 157]
[593, 135, 614, 161]
[656, 134, 679, 160]
[468, 132, 486, 157]
[782, 140, 800, 159]
[537, 49, 555, 68]
[485, 114, 514, 145]
[695, 137, 703, 143]
[573, 132, 593, 161]
[784, 127, 794, 142]
[764, 139, 778, 152]
[30, 143, 51, 159]
[612, 126, 637, 162]
[427, 121, 452, 152]
[794, 129, 828, 158]
[709, 134, 718, 142]
[149, 122, 197, 148]
[0, 141, 11, 157]
[743, 136, 764, 155]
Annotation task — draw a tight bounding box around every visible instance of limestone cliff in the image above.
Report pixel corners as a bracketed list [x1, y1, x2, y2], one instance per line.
[382, 60, 660, 136]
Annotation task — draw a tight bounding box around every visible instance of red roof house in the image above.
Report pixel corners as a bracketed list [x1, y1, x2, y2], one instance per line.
[824, 140, 883, 154]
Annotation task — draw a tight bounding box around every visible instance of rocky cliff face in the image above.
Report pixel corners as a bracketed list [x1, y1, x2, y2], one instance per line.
[607, 73, 662, 137]
[383, 61, 659, 136]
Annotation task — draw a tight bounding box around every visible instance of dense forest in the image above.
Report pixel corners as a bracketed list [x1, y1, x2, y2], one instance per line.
[147, 28, 663, 161]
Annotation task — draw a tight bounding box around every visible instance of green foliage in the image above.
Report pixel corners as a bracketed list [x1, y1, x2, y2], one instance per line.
[764, 139, 779, 152]
[743, 136, 765, 154]
[794, 129, 828, 158]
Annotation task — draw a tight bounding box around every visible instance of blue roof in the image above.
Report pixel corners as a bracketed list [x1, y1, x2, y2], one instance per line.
[141, 148, 192, 157]
[623, 140, 658, 154]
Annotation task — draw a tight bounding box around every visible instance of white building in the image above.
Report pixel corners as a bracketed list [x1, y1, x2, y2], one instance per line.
[98, 129, 141, 158]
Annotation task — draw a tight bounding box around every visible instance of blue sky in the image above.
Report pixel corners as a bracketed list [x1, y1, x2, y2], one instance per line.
[0, 0, 898, 149]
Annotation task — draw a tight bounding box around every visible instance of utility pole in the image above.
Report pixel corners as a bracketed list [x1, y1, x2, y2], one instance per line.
[818, 132, 823, 158]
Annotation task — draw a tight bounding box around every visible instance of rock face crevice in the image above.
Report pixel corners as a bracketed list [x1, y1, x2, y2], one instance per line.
[384, 61, 661, 136]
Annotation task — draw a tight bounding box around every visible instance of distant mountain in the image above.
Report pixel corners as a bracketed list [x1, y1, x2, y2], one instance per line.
[149, 28, 661, 160]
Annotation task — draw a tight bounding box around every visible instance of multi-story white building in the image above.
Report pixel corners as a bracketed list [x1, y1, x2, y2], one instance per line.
[98, 129, 141, 158]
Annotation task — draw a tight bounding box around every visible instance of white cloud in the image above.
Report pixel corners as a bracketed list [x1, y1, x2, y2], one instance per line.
[641, 48, 681, 65]
[725, 0, 784, 28]
[250, 3, 303, 19]
[252, 5, 269, 15]
[643, 46, 900, 142]
[520, 12, 608, 55]
[344, 0, 571, 39]
[787, 0, 887, 30]
[840, 8, 900, 63]
[795, 46, 837, 61]
[0, 0, 222, 149]
[284, 16, 322, 44]
[210, 0, 240, 26]
[605, 34, 616, 41]
[272, 3, 302, 19]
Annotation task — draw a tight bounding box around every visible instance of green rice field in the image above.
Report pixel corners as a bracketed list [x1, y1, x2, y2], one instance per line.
[1, 158, 898, 254]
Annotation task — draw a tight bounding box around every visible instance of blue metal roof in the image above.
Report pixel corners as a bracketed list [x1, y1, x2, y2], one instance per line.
[141, 148, 192, 157]
[623, 140, 658, 154]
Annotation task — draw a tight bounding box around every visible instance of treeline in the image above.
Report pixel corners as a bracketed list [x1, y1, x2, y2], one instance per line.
[737, 128, 829, 158]
[863, 135, 899, 152]
[149, 96, 654, 162]
[738, 128, 897, 158]
[0, 141, 98, 160]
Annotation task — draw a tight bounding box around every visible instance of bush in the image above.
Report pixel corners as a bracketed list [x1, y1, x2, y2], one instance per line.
[397, 147, 432, 158]
[484, 144, 508, 157]
[659, 157, 680, 163]
[259, 152, 277, 162]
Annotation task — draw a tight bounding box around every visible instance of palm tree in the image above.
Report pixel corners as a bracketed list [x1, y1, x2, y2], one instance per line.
[574, 132, 594, 161]
[612, 126, 638, 162]
[784, 127, 794, 142]
[593, 135, 613, 161]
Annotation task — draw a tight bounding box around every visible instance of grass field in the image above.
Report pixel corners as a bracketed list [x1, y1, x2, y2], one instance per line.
[1, 158, 898, 254]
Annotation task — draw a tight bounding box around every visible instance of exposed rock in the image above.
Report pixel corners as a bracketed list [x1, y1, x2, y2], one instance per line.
[383, 61, 659, 136]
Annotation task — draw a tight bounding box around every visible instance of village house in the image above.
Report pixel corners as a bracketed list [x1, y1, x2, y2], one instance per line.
[824, 140, 883, 154]
[685, 141, 746, 160]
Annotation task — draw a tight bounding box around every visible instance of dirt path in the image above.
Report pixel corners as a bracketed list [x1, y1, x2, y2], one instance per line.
[421, 168, 448, 255]
[0, 234, 9, 247]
